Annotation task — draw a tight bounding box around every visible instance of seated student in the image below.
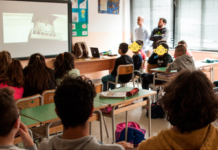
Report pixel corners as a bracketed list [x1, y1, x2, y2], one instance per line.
[0, 59, 24, 100]
[137, 40, 173, 90]
[39, 76, 133, 150]
[0, 51, 11, 76]
[132, 42, 143, 71]
[101, 43, 133, 91]
[136, 40, 147, 60]
[23, 53, 56, 97]
[0, 88, 37, 150]
[54, 52, 80, 85]
[177, 40, 193, 58]
[166, 45, 196, 72]
[138, 70, 218, 150]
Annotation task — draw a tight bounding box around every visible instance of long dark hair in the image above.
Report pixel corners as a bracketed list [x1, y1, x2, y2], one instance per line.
[0, 51, 12, 76]
[0, 59, 24, 88]
[25, 53, 55, 91]
[54, 52, 75, 79]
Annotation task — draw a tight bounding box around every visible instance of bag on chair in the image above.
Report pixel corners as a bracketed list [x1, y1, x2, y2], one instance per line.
[116, 122, 146, 147]
[73, 42, 89, 58]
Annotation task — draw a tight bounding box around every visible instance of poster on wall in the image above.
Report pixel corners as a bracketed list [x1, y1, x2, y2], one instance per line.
[72, 0, 88, 37]
[98, 0, 120, 14]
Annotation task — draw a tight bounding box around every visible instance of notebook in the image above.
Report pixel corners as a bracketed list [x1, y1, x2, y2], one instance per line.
[100, 92, 126, 98]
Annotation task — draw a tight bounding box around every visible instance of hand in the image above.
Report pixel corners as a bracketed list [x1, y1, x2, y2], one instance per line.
[116, 141, 134, 149]
[19, 122, 34, 147]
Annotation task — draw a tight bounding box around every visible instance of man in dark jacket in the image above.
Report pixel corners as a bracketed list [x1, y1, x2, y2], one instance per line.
[150, 18, 169, 49]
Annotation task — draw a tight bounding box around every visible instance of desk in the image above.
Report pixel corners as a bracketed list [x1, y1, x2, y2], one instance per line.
[75, 56, 117, 79]
[95, 87, 156, 143]
[195, 61, 218, 82]
[20, 101, 107, 142]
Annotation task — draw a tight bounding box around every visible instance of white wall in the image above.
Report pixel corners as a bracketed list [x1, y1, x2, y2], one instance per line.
[73, 0, 131, 54]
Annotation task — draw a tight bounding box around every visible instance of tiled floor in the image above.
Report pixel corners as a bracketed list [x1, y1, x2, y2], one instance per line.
[90, 99, 171, 144]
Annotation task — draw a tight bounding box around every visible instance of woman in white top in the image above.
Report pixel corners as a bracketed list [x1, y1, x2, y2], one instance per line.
[54, 52, 80, 85]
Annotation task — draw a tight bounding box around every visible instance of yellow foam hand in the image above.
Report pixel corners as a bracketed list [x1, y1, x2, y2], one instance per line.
[128, 42, 142, 52]
[154, 45, 168, 55]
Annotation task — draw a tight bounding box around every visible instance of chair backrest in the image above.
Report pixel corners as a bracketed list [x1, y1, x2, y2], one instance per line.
[42, 89, 55, 105]
[95, 83, 103, 94]
[147, 63, 158, 74]
[117, 64, 134, 75]
[16, 94, 42, 109]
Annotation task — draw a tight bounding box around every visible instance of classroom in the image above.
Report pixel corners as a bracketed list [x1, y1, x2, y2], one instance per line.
[0, 0, 218, 150]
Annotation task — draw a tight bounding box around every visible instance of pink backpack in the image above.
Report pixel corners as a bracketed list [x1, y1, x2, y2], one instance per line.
[116, 122, 146, 146]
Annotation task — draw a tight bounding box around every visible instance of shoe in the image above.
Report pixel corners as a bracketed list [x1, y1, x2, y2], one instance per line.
[134, 70, 143, 78]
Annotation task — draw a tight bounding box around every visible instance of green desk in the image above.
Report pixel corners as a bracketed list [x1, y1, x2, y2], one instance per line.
[151, 67, 177, 73]
[20, 115, 40, 128]
[95, 87, 156, 143]
[20, 102, 107, 142]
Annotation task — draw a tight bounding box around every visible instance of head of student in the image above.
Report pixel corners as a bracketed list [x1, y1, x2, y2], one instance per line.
[158, 18, 167, 29]
[0, 51, 12, 76]
[0, 59, 24, 88]
[54, 76, 96, 129]
[137, 16, 144, 26]
[174, 45, 187, 58]
[132, 40, 144, 54]
[118, 43, 129, 55]
[162, 70, 218, 133]
[25, 53, 55, 91]
[54, 52, 75, 79]
[0, 88, 20, 138]
[178, 40, 188, 47]
[156, 40, 169, 57]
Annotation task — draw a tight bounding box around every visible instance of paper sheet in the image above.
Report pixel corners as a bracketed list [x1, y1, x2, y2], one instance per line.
[80, 0, 87, 9]
[72, 0, 78, 8]
[72, 13, 78, 22]
[100, 0, 107, 11]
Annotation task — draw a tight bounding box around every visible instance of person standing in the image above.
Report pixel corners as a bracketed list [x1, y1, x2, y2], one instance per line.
[135, 16, 151, 54]
[150, 18, 169, 49]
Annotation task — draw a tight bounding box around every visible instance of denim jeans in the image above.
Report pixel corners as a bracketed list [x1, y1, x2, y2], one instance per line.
[102, 74, 116, 91]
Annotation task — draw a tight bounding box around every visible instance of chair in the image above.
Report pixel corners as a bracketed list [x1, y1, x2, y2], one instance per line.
[41, 89, 55, 105]
[16, 94, 42, 109]
[107, 64, 136, 90]
[14, 129, 33, 145]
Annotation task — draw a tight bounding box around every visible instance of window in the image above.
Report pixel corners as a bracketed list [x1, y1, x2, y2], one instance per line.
[131, 0, 218, 51]
[131, 0, 173, 48]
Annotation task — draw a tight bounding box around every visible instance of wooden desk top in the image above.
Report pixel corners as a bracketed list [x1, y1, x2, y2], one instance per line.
[150, 67, 177, 73]
[75, 56, 118, 63]
[94, 87, 156, 106]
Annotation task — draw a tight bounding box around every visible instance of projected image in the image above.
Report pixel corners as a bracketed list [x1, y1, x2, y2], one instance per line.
[3, 13, 68, 43]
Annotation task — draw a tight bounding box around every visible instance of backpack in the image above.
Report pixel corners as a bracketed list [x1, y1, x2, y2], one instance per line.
[73, 42, 89, 58]
[116, 122, 146, 147]
[146, 100, 165, 119]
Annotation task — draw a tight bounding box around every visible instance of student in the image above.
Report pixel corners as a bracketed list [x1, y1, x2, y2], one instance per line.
[54, 52, 80, 85]
[138, 70, 218, 150]
[136, 40, 173, 90]
[177, 40, 193, 58]
[166, 45, 196, 72]
[132, 41, 143, 71]
[0, 88, 37, 150]
[101, 43, 133, 91]
[136, 40, 147, 60]
[39, 76, 133, 150]
[0, 59, 24, 100]
[0, 51, 11, 76]
[23, 53, 56, 97]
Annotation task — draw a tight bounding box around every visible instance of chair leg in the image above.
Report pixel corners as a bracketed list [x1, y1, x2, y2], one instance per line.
[107, 82, 109, 91]
[103, 116, 109, 138]
[89, 122, 91, 135]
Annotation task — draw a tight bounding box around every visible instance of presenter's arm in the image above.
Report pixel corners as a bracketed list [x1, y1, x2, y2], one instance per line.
[150, 29, 162, 41]
[162, 29, 169, 40]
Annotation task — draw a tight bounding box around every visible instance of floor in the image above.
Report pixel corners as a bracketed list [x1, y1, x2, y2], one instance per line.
[90, 99, 171, 144]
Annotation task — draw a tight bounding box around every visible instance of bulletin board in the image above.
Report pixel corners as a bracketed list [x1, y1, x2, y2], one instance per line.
[72, 0, 88, 37]
[98, 0, 120, 14]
